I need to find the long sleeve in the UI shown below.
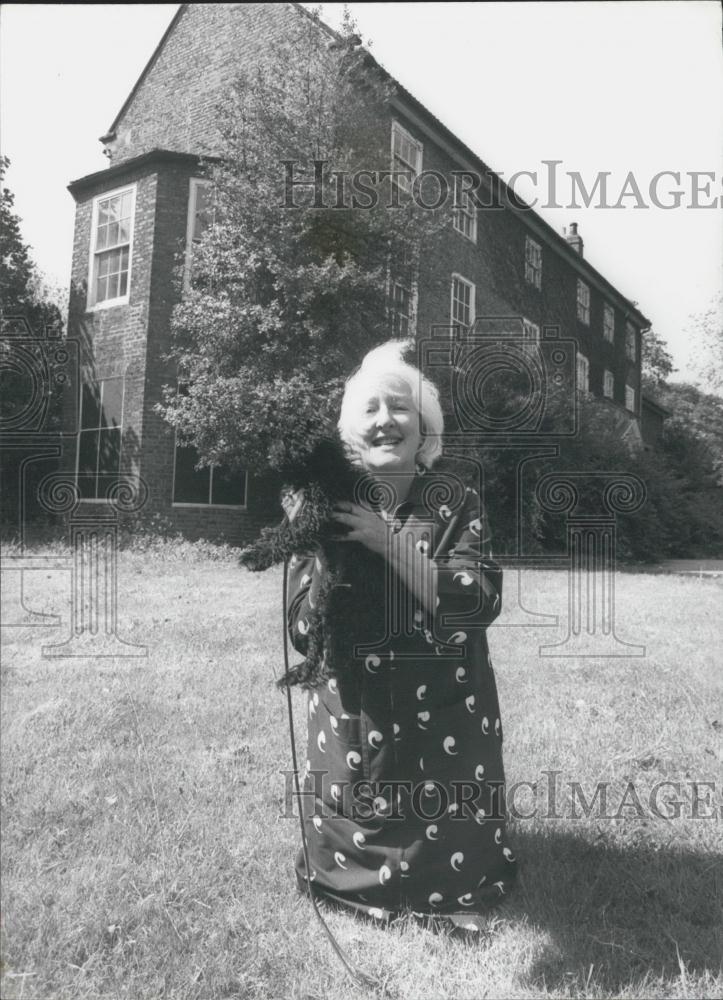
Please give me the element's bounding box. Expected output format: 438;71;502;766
286;551;323;655
431;487;502;639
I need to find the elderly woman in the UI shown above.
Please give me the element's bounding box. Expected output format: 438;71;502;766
286;341;516;931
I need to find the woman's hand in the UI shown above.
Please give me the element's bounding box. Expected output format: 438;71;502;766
331;502;389;557
333;503;438;614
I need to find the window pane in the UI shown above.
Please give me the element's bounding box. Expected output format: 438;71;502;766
174;444;211;504
120;191;133;219
211;465;247;506
107;270;119;300
97;252;111;278
77;429;99;498
98;201;112;226
105;195;120;222
81;383;101;430
98;427;122;474
100;377;124;428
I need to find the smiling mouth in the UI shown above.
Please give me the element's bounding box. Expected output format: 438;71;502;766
372;436;402;446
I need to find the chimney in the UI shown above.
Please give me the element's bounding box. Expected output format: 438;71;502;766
565;221;584;256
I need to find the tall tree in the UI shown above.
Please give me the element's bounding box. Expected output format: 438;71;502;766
1;157;64;421
1;157;66;524
160;14;446;473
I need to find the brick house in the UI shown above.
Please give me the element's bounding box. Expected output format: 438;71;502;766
66;2;655;542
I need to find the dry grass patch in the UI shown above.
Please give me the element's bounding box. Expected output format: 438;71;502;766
1;550;721;998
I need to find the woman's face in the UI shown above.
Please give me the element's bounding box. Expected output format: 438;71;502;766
350;376;423;475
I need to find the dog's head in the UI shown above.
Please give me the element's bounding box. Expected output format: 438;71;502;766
280;433;360;495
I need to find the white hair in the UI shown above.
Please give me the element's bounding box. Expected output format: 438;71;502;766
337;339;444;468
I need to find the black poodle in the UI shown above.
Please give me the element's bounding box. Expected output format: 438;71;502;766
239;435;389;690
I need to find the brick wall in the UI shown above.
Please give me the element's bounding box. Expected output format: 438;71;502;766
388;107;642;428
68;1;648;545
106;3;308;164
67;154;284;545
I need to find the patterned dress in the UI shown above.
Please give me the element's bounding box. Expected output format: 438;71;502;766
286;472;517;923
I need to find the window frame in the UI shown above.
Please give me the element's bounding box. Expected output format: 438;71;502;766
87;184;136;311
390;276;416;338
603;368;614;399
603;303;615;343
524;236;542;289
576;351;590;393
171;432;248;510
391;120;423;197
577;279;591;325
75;375;125;502
184;177;215;289
452;173;477;243
450;273;475;334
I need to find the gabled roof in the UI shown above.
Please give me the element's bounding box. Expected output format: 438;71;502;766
101;4;187;142
100;1;650;329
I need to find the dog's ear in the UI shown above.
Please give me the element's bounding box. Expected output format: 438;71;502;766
308;436;350;478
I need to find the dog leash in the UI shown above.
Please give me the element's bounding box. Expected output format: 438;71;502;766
281;558;383;991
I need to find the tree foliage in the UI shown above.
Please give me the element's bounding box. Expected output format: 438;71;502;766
654;381;723;487
1;157;66;526
0;156;63;332
641;326;675;392
161;16;446;472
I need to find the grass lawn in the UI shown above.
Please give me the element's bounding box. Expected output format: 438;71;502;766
1;543;721;999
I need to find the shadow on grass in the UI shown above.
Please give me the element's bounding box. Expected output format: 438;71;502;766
507;827;721;993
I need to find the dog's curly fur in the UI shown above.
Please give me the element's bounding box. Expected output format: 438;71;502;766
239;435;387;690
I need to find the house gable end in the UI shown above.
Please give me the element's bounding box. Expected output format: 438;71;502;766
104;3;308;165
